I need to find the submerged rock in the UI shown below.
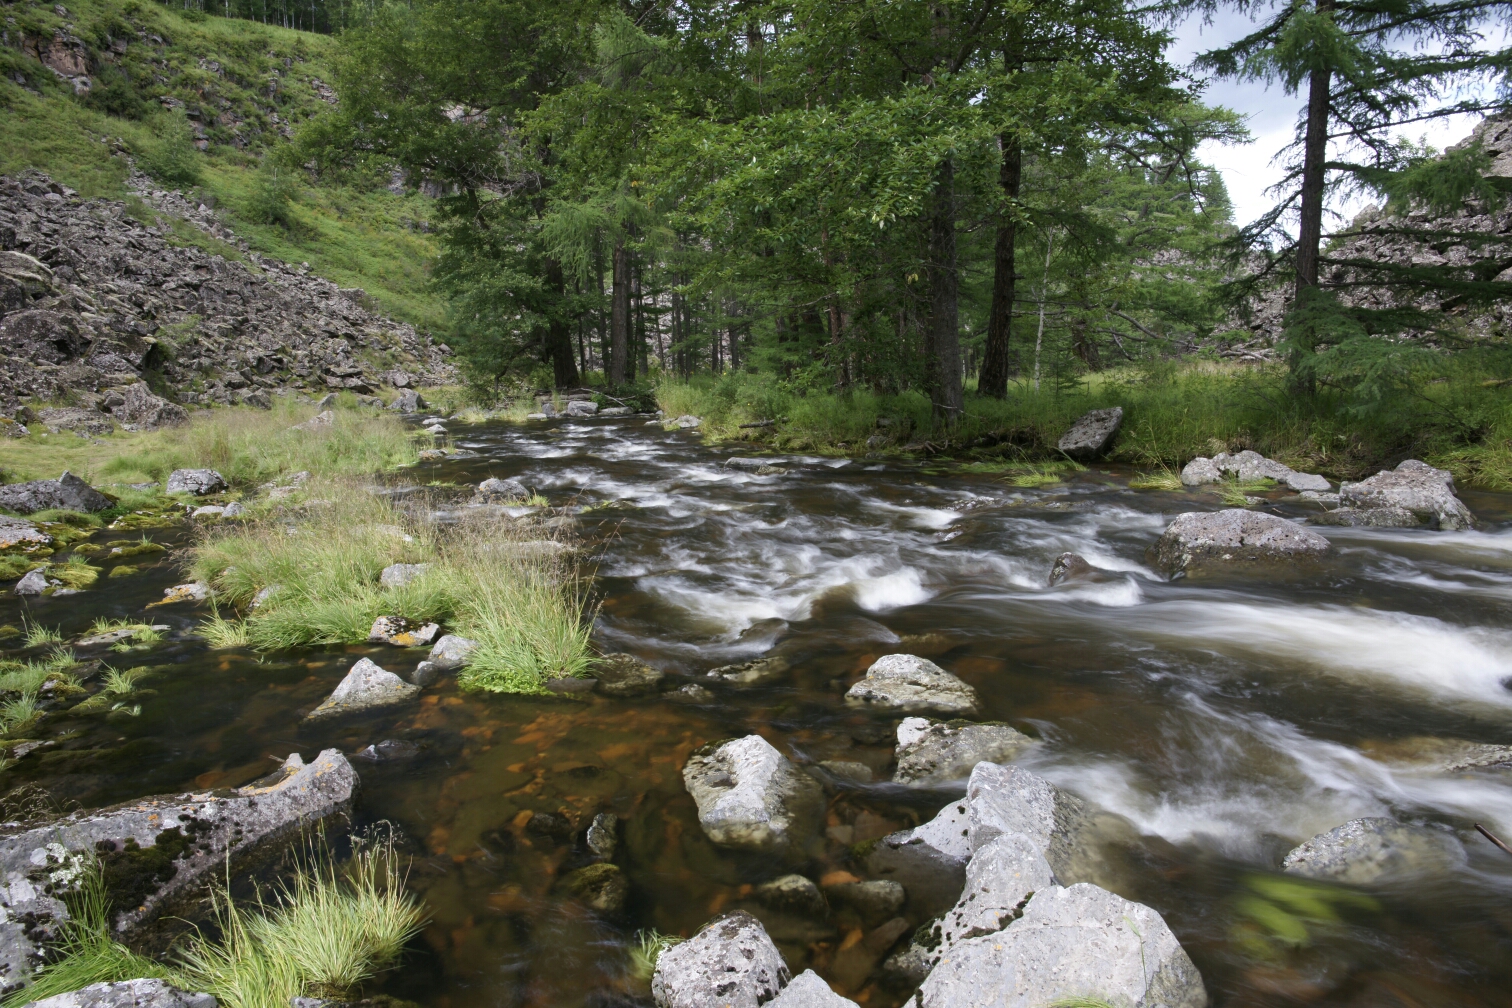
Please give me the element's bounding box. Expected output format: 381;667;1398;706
893;719;1036;786
916;882;1207;1008
0;471;113;514
585;812;618;859
1151;509;1332;575
1282;817;1466;885
591;653;665;696
165;469;228;496
558;862;628;915
844;654;979;717
353;739;421;762
1338;459;1474;530
754;874;827;917
304;658;422;722
22;979;215;1008
823;879;905;927
865;799;972;918
682;735;825;858
1046;551;1099;585
0;750;357;989
1056;406;1123;459
706;655;790;686
651;910;788;1008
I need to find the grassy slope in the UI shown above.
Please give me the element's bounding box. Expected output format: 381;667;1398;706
0;0;444;330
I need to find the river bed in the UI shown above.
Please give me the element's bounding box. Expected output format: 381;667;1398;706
6;414;1512;1008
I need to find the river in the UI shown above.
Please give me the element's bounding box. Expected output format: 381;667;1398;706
6;413;1512;1008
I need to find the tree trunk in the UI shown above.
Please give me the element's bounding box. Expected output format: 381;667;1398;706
1291;0;1335;392
927;158;964;422
543;257;581;388
609;236;630;386
981;39;1024;399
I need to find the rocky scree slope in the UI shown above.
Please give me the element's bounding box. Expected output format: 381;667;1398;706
0;170;454;418
1234;114;1512;347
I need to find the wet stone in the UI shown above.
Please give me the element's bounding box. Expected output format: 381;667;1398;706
1282;817;1467;885
585;812;618;859
353;739;421;762
893;720;1036;786
754;874;826;917
1047;551;1096;585
706;655;790;686
1151;509;1332;575
303;658;421;723
591;653;665;696
823;879;905;927
682;735;825;858
426;634;478;670
844;654;979;717
558;862;627;915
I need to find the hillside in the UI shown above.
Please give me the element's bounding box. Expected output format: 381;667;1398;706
0;0;444;331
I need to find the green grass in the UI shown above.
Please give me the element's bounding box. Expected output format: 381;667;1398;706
628;930;685;983
198;612;252;649
189;484;595;692
1212;477;1278;507
0;400;419;488
657;358;1512;487
1128;465;1185;491
4;835;425;1008
21;620;62;648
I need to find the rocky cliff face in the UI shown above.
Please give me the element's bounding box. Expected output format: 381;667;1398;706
1234;114;1512;347
0;170;454;419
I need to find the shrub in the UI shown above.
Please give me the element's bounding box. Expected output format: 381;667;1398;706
138;110;202;187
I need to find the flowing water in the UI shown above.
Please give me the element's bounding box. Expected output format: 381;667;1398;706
7;415;1512;1008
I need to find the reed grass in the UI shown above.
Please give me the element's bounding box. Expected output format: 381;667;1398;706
628;930;684;982
198;612;252;649
189;482;595;692
22;620;62;648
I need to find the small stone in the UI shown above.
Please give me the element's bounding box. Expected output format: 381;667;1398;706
472;477;530;504
14;569;50;595
766;970;859;1008
893;720;1036;786
427;634;478;670
22;978;217;1008
379;562;432;588
354;739;421;762
586;812;618;859
671;682;715;703
251;584;282;609
409;660;441;686
754;874;826;917
816;760;873;783
166;468;228;495
706;655;790;686
674;415;702;428
156;582;211;605
192;505;226;518
558;862;628;914
368;616;441;647
682;735;825;857
1047;551;1096;585
304;658;421;722
1179;457;1223;486
824;879;905;927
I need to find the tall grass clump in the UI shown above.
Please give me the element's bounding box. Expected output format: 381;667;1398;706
189;482;595;692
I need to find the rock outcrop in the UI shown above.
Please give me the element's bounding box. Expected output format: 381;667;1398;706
1056;407;1123;459
1151;509;1332;575
682;735;824;858
0;172;455;414
844;654;979;717
651;910;789;1008
1281;817;1466;885
0;750;357;991
0;472;112;514
1331;459;1475;530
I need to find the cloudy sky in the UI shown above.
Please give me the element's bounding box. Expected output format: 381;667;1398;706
1164;6;1506;234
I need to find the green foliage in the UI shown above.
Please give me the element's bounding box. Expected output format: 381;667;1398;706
627;930;684;983
138;111;202;186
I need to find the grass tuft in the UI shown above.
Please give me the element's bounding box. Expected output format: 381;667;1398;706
198;612;253;649
628;930;684;982
22;620;62;648
1128;466;1185;491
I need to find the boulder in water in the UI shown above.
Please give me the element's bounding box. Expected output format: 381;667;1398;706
651;910;789;1008
426;634;477;670
706;655;790;686
682;735;824;858
304;658;422;722
765;970;858;1008
823;879;905;927
1282;817;1466;884
865;798;972;918
564;399;599;417
1181;450;1330;492
1151;509;1332;575
1056;407;1123;459
844;654;979;717
1047;551;1098;585
893;719;1036;786
591;653;665;696
754;874;827;917
558;862;628;915
1309;506;1421;528
1338;459;1474;529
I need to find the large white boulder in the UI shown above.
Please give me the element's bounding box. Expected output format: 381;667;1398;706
1338;459;1475;530
682;735;824;857
1151;509;1332;575
845;654;979;717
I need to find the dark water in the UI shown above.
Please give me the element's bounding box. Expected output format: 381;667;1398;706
7;415;1512;1008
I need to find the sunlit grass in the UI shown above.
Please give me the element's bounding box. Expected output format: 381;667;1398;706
628;930;684;983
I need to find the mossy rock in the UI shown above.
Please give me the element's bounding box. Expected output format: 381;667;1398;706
107;542;167;559
70;543;104;556
0;626;19;641
107;565;141;578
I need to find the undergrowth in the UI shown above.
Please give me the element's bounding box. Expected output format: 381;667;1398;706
189;482;594;692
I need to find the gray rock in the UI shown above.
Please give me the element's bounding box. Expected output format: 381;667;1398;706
303;658;422;722
586;812;618;859
367;616;440;647
1056;407;1123;459
1282;470;1331;492
915;883;1207;1008
1213;449;1296;483
671;682;715;703
1047;552;1097;585
766;970;858;1008
472;477;530;504
191;506;226;518
755;874;827;916
817;760;873;783
110;383;188;430
0;515;51;550
1179;457;1224;486
165;469;228;495
389;390;425;413
1309;506;1421;527
599;406;633;416
291;410;335;432
14;569;50;595
894;720;1035;786
250;584;282;609
0;751;356;989
22;978;215;1008
426;634;477;670
706;656;790;686
1281;817;1466;885
865;799;972;919
682;735;825;857
408;661;441;686
222;503;246;518
564;399;599;417
824;880;905;927
674;415;702;429
37;407;113;436
353;739;420;763
651;910;788;1008
159;582;211;604
845;654;979;717
929;833;1056;962
1339;459;1474;529
591;653;665;696
1151;509;1332;575
379;562;432;588
0;471;113;514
